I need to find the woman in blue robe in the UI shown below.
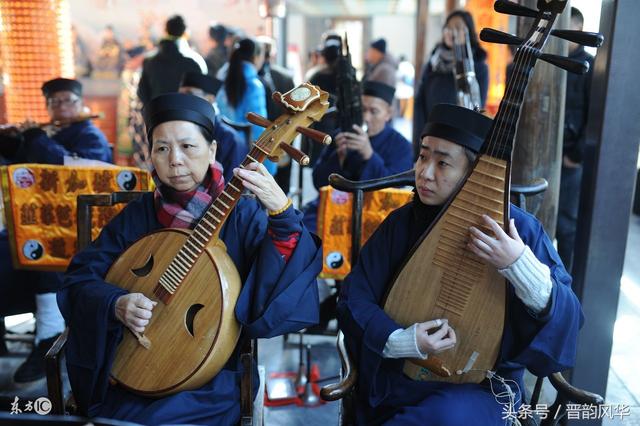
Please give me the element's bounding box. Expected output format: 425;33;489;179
337;104;583;425
57;93;322;425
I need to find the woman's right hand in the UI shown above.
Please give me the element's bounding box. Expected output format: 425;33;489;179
415;319;457;355
114;293;157;333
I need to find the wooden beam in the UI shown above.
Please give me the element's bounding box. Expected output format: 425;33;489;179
413;0;429;154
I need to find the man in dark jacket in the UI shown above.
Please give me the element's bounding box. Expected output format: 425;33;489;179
556;7;595;272
0;78;113;383
137;15;201;105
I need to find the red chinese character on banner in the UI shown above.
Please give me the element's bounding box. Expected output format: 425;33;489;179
65;170;87;192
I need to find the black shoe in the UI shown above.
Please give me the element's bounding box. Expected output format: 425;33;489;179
13;334;60;383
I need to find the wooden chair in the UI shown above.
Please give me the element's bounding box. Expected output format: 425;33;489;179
45;192;263;425
319;170;604;426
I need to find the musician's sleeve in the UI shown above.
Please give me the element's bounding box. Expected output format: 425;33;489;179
57;196;153;416
359;132;413;181
504;206;584;376
476;60;489;107
336;216;406;406
233;200;322;339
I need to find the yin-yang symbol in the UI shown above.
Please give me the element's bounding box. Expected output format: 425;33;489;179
326;251;344;269
117;171;137;191
23;240;44;260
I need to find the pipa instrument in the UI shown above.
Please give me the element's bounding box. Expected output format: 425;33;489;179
105;83;330;396
383;0;599;383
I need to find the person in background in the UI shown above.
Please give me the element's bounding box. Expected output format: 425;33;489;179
216;38;277;175
137;15;202;106
205;23;229;78
413;10;489;149
556;7;595;272
180;71;247;182
0;78;112;383
363;38;398;88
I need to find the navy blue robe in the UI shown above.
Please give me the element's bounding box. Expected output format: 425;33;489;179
312;124;413;189
213;115;248;182
337;201;583;425
0;120;113;313
16;120;112;164
58;193;322;425
303;124;413;232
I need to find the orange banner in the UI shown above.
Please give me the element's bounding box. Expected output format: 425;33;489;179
318;186;413;280
1;164;151;271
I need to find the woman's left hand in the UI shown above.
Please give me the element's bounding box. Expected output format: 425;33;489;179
467;215;525;269
233;162;288;212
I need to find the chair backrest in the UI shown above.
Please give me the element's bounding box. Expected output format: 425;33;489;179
76;192;147;251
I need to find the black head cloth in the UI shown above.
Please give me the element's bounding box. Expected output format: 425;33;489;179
362;80;396;105
142;93;216;143
420;103;492;153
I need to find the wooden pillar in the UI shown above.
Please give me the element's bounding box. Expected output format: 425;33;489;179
571;0;640;412
0;0;74;123
414;0;429;154
510;1;569;236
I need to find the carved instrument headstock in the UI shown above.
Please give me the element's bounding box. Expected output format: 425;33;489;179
246;82;331;165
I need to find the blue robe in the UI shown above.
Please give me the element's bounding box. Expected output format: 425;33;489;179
312;124;413;189
0;120;113;314
213;115;248;182
337;201;583;425
16;120;112;164
303;124;413;232
57;193;322;425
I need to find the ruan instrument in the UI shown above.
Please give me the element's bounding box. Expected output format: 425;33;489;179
106;83;330;396
382;0;602;384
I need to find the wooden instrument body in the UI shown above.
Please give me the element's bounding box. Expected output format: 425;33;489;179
383;155;509;384
105;228;241;397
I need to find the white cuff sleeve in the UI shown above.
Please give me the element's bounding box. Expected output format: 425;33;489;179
498;245;553;314
382;324;428;359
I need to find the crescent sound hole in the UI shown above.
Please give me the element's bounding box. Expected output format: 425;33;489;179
130;255;154;277
185;304;204;337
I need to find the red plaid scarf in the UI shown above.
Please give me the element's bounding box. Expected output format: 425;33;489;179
153;163;225;229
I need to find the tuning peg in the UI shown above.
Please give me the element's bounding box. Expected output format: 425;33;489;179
296;126;332;145
551;30;604;48
480;28;523;46
280;143;310;166
539;54;590;74
494;0;538;18
246;112;273;128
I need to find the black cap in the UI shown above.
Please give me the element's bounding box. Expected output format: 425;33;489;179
362;81;395;105
41;78;82;98
180;72;223;96
420;104;492;153
370;38;387;54
142;93;216;143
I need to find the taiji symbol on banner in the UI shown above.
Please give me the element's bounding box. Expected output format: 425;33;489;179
22;239;44;260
